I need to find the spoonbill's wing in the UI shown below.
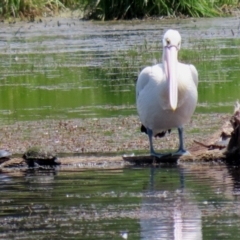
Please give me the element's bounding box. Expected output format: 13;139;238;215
189;64;198;87
136;66;152;100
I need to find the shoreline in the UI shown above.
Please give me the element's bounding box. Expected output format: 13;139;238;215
0;113;231;170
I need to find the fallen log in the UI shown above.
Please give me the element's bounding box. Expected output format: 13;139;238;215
225;102;240;160
182;102;240;163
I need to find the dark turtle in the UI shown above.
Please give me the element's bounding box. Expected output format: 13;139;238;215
0;150;11;164
23;147;60;168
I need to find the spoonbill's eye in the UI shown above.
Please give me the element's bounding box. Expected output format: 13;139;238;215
166;38;170;45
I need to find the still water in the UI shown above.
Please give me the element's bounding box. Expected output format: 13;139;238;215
1;164;240;239
1;16;240;239
0;17;240;122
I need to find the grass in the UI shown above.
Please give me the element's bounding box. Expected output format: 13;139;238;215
0;0;239;20
69;0;239;20
83;0;219;20
0;0;66;20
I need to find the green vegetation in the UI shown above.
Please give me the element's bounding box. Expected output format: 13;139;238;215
0;0;238;20
0;0;66;20
79;0;236;20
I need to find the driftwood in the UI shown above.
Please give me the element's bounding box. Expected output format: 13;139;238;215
184;101;240;163
124;102;240;165
226;102;240;158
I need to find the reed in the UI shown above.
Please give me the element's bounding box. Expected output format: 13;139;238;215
78;0;238;20
0;0;238;20
0;0;65;19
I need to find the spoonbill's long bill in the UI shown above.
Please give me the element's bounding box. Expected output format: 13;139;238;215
136;29;198;158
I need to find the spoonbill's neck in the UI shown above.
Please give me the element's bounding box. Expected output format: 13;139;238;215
162;45;179;110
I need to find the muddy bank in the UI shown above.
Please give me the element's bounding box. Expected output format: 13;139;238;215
0;113;231;171
0;113;230;155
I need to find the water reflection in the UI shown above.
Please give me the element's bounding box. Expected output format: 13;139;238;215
0;173;12;184
2;163;240;238
25;170;56;192
140;167;202;240
226;165;240;196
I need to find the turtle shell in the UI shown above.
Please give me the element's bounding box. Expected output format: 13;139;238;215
23;147;60;168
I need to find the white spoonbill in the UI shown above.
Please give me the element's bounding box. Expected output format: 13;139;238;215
136;29;198;158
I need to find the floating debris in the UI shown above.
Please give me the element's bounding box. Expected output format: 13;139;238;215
0;150;11;164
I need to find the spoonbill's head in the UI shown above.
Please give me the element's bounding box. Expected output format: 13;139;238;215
162;29;181;111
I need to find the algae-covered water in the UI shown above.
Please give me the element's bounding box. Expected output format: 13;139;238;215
1;16;240;239
0;17;239;123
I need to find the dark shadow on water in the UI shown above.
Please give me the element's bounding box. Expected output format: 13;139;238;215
123;154;179;165
226;163;240;196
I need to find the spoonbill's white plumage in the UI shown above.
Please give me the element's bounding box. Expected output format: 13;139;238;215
136;29;198;157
